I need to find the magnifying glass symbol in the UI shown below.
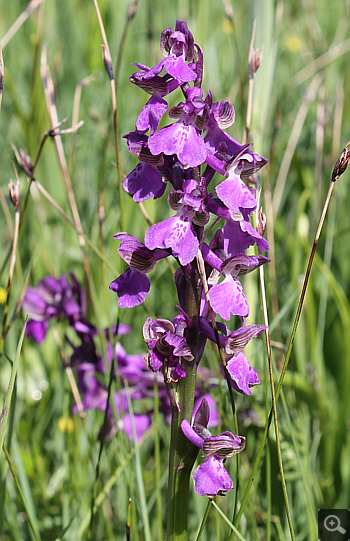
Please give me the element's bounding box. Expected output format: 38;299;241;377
324;514;346;534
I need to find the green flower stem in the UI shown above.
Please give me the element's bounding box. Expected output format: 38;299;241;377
167;270;201;541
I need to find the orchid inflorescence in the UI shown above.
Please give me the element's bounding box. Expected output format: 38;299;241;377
23;18;269;504
108;20;269;497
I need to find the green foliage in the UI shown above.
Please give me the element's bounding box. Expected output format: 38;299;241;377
0;0;349;539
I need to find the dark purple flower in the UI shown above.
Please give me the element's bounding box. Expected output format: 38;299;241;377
143;315;193;381
23;273;87;343
110;267;150;308
109;234;169;307
181;399;245;496
130;21;196;92
123;160;166;202
160;21;195;62
25;319;49;344
198;318;264;394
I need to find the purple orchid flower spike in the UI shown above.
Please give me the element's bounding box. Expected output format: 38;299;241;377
181;398;245;496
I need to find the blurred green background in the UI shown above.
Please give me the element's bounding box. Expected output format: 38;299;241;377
0;0;350;539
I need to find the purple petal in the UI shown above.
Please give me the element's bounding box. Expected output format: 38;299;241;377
163;55;196;84
238;219;269;252
123;161;166;202
193;395;219;428
109;268;150;308
22;288;47;321
204;124;243;158
147;346;164;372
224;324;267;355
25;319;49;343
225;352;260;395
209;276;249;320
222;220;269;256
136;95;168;135
165;332;193;361
148;122;207;168
145;216;199;265
120;413;151;442
216;175;256;214
192;455;233;496
170;361;186;381
181;419;204;448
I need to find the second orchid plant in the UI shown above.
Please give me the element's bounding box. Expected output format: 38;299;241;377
109;20;270;540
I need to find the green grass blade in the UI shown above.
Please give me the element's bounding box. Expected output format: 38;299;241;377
0;317;27;461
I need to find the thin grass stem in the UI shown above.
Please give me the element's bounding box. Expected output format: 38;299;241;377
194;499;212;541
0;318;27;458
2;443;41;541
0;45;3;113
0;0;44;49
125;384;152;541
92;0;124;231
0;180;20;346
259;262;295;541
211;500;246;541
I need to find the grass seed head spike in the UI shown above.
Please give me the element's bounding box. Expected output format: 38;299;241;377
331;141;350;182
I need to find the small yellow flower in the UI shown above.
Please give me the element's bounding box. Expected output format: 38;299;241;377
58;416;74;433
0;287;7;304
222;19;233;35
286;36;302;53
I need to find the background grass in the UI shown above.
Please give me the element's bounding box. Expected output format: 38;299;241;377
1;0;350;539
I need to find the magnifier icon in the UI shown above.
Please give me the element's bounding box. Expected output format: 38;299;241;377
324;514;346;534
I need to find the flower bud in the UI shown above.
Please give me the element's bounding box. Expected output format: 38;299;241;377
8;179;20;210
332;142;350;182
